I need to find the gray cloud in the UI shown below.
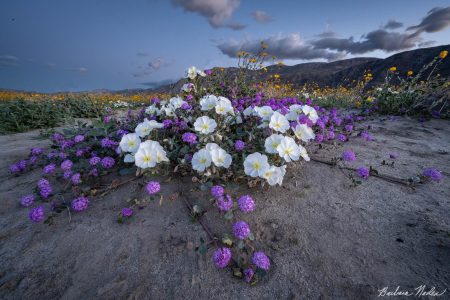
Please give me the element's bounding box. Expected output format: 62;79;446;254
315;31;339;38
136;52;150;57
149;57;164;70
0;55;20;67
407;6;450;33
251;10;273;23
65;67;88;73
312;29;421;54
172;0;245;29
217;33;345;61
418;40;436;47
384;19;403;30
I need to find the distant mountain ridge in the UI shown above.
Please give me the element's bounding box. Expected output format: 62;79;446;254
155;44;450;93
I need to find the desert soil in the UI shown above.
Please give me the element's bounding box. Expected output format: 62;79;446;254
0;116;449;300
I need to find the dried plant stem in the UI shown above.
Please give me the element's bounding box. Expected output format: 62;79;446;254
310;156;414;187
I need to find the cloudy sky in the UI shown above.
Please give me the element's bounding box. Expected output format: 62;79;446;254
1;0;449;92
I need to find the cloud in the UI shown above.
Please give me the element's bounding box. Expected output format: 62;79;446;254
172;0;245;29
136;52;150;57
383;19;403;30
0;55;20;67
418;40;436;47
66;67;88;73
251;10;273;23
315;31;339;38
46;63;56;70
407;6;450;34
149;57;164;70
312;29;421;54
217;33;345;61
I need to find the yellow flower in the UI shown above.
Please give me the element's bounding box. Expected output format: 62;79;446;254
366;96;374;103
439;50;448;59
274;74;280;79
407;70;413;76
389;67;397;72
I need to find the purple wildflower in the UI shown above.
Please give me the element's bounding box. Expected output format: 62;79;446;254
244;268;254;283
101;137;118;148
357;167;370;179
31;147;43;156
211;185;224;198
51;133;64;141
121;207;133;217
181;102;192;110
327;130;335;140
182;132;197;145
234;140;245;151
39;185;52;199
216;194;233;212
63;170;73;179
29;206;45;223
185;94;194;101
342;150;356;162
389;153;397;159
37;178;50;189
345;124;353;132
337;134;347;142
360;131;373;141
74;135;85;143
89;168;98;177
423;168;443;182
162;119;172;129
18;160;27;170
233;221;251;240
71;173;81;185
89;156;101;166
238;195;255;213
146;181;160;194
315;134;324;144
71;196;89;212
212;247;232;268
101;157;115;169
60;159;73;171
252;251;270;270
75;149;84;157
9;164;20;173
21;195;35;207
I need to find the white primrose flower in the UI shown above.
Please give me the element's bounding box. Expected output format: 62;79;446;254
210;148;232;168
197;69;206;77
264;134;284;154
262;165;285;186
285;104;303;121
135;121;153;138
301;105;319;124
140;140;169;163
119;133;141;153
205;143;220;152
269;111;290;133
274;165;286;185
276;136;301;162
298;144;310;161
242;106;256;117
192;149;212;172
169;96;186;109
200;95;218;111
215;96;234;115
181;83;195;93
187;66;198;79
293;123;315;142
194;116;217;134
145;105;160;116
244;152;270;177
254;106;274;121
124;154;135;163
162;104;176;117
134;147;157;169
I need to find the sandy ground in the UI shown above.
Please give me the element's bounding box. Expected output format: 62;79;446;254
0;116;449;300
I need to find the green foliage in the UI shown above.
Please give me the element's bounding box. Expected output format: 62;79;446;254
0;96;104;134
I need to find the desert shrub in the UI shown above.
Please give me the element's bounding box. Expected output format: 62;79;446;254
370;50;449;117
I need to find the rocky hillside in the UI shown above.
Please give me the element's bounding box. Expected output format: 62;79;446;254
155;44;449;92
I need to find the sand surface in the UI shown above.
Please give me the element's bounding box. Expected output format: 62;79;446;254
0;116;449;299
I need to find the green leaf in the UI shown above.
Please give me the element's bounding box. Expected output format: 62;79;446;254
224;210;234;220
119;168;135;176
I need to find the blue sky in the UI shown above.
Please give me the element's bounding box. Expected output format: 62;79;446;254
1;0;449;92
